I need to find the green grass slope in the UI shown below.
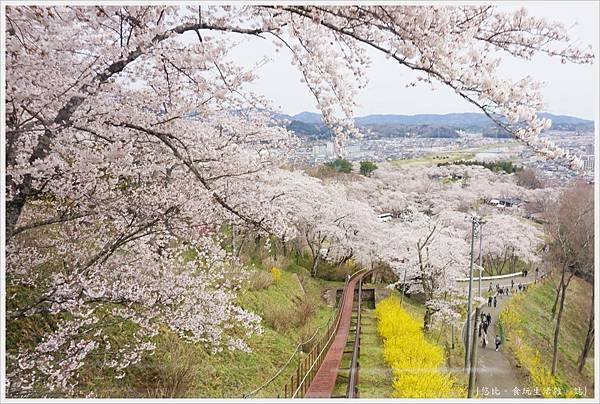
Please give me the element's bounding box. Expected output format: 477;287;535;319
502;276;594;395
95;261;339;398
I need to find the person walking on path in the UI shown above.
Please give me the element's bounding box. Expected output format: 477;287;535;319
486;313;492;325
482;332;488;348
511;279;514;290
474;281;521;398
489;282;493;293
483;320;489;334
493;296;497;307
495;335;502;351
488;295;492;307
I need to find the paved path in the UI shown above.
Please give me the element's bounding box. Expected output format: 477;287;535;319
475;291;521;398
456;271;537;296
468;272;542;398
305;273;363;398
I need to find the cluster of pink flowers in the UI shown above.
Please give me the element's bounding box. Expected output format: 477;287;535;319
5;5;590;396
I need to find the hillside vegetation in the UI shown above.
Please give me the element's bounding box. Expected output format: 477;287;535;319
500;277;594;397
376;295;466;398
103;258;340;398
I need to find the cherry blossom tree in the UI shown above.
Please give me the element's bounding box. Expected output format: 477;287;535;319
379;210;470;330
4;4;592;397
346;163;552;329
478;213;544;275
253;5;593;166
5;6;292;396
256;169;385;276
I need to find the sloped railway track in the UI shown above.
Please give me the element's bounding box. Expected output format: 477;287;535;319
278;269;372;398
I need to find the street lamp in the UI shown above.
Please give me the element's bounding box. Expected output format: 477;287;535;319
465;215;483;371
477;219;486;298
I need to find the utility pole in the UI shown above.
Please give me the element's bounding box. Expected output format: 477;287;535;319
400;263;408;306
464;216;478;371
478;222;484;298
468;305;482;397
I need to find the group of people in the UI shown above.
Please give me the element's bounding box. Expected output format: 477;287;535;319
488;279;529;298
477;271;543;354
510;278;529;293
479;270;544;355
488;283;511;298
478;311;502;351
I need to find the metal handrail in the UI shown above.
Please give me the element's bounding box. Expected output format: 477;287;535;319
346;274;363;398
280;269;367;398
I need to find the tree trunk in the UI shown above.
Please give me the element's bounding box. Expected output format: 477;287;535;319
311;254;321;277
5;191;26;240
272;236;278;261
231;224;237;256
254;235;261;256
551;279;569;375
550;287;561;320
424;308;434;331
551;272;565;320
236;232;247;257
577;289;594;373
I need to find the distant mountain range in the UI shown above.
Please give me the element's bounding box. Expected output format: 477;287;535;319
273;111;594;140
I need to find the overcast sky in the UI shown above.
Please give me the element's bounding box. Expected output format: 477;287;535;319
222;2;598;120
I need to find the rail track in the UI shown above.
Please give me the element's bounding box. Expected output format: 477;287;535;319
278;269;372;398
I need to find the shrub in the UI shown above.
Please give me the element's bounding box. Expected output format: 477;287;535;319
293;295;316;327
263;306;295;332
325;158;352;173
317;262;353;281
437;159;522;174
262;294;316;333
516;168;543;189
359;161;378;176
271;267;282;283
298;324;319;353
129;333;198;398
263;255;289;272
376;296;463;398
249;270;273;290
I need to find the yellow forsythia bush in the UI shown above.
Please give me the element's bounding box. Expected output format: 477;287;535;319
271;266;282;283
376;296;463;398
511;339;555;396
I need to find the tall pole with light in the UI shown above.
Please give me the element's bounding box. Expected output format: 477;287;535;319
464;215;481;371
478;221;484;298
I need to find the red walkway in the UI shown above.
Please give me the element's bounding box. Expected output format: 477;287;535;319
304;274;362;398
